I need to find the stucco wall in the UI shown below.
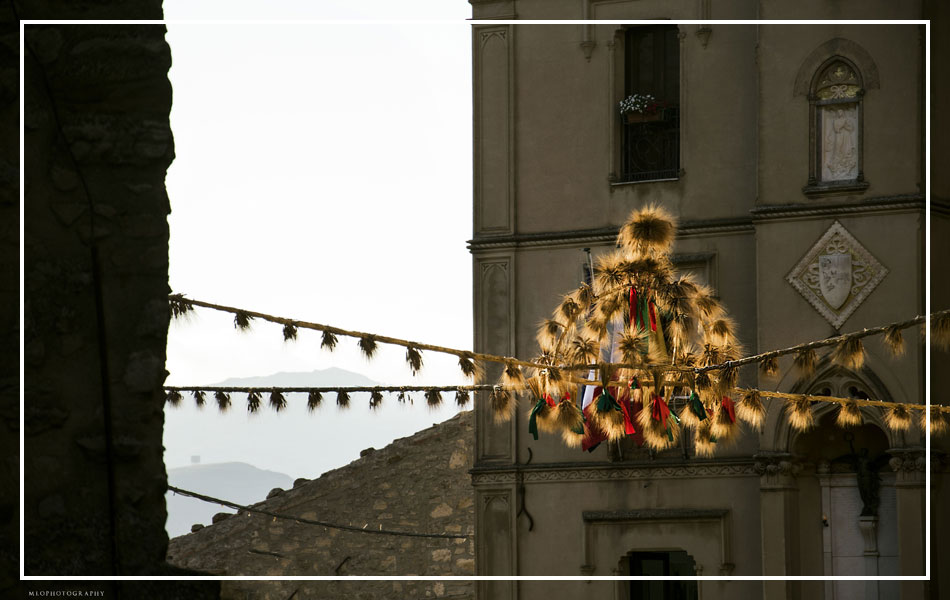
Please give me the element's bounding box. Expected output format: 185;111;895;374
167;411;475;599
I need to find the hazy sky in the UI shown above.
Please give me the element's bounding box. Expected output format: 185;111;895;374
161;19;475;480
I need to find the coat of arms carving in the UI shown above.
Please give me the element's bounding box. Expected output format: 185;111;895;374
786;221;887;329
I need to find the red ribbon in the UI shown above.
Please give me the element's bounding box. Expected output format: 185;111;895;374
629;287;638;329
651;393;670;428
619;397;637;434
722;396;736;423
544;395;556;408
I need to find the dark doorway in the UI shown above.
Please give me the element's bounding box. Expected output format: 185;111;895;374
628;550;698;600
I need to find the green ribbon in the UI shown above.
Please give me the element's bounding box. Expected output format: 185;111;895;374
689;392;706;421
596;389;621;414
528;398;546;440
667;422;674;442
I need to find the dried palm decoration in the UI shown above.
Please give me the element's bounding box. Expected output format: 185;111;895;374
307;391;322;412
788;397;815;431
336;389;350;408
925;408;949;436
709;397;738;444
759;356;780;379
282;323;298;341
215;391;231;412
678;391;707;429
736;390;765;431
425;389;443;408
455;388;470;407
883;325;905;357
693;420;717;458
637;392;680;450
269;390;287;412
517;205;742;455
358;335;378;359
933;312;950;350
234;311;254;331
320;330;338;351
405;347;424;376
490;387;513;422
369;390;384;410
246;390;262;413
716;365;738;395
192;390;206;408
836;400;863;427
166;390;183;407
458;352;479;379
169;295;194;319
793;348;818;378
501;361;525;389
831;338;865;370
884;404;912;431
555;399;586;447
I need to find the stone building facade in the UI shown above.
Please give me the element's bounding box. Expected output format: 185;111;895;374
20;11;217;597
167;411;476;599
467;6;948;600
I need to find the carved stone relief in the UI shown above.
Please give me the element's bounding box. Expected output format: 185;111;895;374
786;221;888;329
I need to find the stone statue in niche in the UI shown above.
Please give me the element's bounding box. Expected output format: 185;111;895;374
822;104;858;181
832;435;890;516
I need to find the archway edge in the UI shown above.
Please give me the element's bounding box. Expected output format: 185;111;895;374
793;38;881;96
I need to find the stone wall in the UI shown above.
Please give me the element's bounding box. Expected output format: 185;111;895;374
168;411;476;599
20;15;211;594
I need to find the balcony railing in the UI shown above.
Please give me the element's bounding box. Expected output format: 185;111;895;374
619;107;680;183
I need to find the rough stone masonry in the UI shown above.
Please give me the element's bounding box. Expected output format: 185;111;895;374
167;410;476;599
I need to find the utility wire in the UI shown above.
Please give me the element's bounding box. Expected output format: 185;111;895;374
167;486;469;540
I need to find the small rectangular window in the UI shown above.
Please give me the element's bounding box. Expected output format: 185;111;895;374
620;26;680;183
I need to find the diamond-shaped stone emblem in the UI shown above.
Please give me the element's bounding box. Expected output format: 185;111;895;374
786;221;888;329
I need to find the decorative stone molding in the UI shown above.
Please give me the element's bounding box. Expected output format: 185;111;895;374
786;220;888;329
471;460;758;486
858;515;879;556
887;448;925;486
754;452;802;490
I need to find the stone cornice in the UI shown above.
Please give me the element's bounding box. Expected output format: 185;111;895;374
468;217;753;252
751;194;926;222
470;458;758;485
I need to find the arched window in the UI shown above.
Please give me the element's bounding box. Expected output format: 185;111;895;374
804;57;870;197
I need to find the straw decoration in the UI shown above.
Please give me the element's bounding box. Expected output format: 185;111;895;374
405;347;424;376
425;389;443;408
882;324;905;357
490;387;513;422
617;204;677;254
234;311;254;331
884;404;912;431
269;390;287;412
501;361;525;389
831;337;865;370
307;391;322;411
759;356;779;378
794;348;818;378
709;397;738;444
788;397;815;431
932;312;950;351
192;390;206;408
458;352;479;379
455;388;470;407
246;390;262;413
736;390;765;431
321;330;338;351
166;390;183;407
282;323;298;342
693;420;717;458
836;400;863;427
336;390;350;408
358;335;378;359
925;408;948;436
214;391;231;412
369;390;383;410
169;295;194;319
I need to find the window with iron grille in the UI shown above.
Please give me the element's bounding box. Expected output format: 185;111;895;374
620;26;680;183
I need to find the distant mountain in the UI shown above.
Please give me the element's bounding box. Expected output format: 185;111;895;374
166;462;293;538
214;366;377;388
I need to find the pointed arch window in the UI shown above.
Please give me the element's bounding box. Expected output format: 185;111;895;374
804;58;870;197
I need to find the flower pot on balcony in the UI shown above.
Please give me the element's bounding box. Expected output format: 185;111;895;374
624;111;664;124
